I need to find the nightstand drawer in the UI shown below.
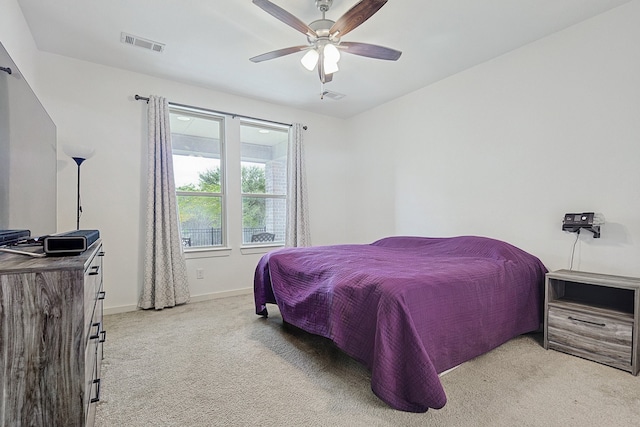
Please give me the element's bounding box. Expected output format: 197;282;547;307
548;305;632;369
544;270;640;375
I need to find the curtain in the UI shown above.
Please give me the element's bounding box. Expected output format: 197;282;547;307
139;95;190;310
285;123;311;247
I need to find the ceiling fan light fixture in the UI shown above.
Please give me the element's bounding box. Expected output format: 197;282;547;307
324;58;339;74
323;43;340;63
251;0;402;87
301;48;319;71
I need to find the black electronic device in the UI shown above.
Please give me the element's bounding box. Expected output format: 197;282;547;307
0;229;31;246
43;229;100;256
562;212;603;238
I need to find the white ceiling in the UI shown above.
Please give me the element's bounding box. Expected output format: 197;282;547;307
18;0;631;118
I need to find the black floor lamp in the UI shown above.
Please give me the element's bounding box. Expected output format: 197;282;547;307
64;145;95;230
72;156;86;230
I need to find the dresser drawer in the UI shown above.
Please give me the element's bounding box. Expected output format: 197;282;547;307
548;305;633;369
84;334;98;418
83;248;103;342
84;296;104;426
85;358;100;427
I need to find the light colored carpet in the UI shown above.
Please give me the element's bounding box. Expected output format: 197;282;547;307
95;295;640;426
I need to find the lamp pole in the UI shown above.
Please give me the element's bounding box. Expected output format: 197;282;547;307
72;157;86;230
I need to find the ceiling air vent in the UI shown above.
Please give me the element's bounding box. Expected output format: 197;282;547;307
120;32;165;53
321;90;346;100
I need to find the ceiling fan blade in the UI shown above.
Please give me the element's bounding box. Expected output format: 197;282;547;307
329;0;388;38
339;41;401;60
250;45;309;63
253;0;317;38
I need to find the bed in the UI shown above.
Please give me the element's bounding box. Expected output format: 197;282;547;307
254;235;547;412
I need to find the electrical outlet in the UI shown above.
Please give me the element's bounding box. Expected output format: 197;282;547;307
196;268;204;279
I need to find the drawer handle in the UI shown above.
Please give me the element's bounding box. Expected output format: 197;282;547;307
98;251;105;257
98;291;106;300
568;316;606;327
100;330;107;343
89;265;100;276
90;322;101;340
90;378;101;403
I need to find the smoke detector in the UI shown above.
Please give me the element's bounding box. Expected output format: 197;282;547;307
121;32;165;53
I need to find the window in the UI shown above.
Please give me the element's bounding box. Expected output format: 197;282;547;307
170;108;225;248
240;121;288;245
170;107;288;249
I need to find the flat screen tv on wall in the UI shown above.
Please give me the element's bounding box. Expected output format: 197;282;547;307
0;42;57;239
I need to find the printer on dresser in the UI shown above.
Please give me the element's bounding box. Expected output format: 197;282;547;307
0;240;106;427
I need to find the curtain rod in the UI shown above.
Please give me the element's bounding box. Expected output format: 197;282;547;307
134;95;306;130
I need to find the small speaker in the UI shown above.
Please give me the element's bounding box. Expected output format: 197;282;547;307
0;229;30;246
44;230;100;256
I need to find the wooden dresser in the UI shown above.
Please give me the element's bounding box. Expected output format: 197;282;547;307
544;269;639;375
0;240;105;426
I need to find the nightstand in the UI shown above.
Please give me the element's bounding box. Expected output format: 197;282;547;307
544;269;640;375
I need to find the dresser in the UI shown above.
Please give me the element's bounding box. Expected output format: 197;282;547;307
544;269;639;375
0;240;105;426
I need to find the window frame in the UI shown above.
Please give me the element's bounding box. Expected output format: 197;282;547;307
170;106;227;250
169;106;290;253
239;119;289;247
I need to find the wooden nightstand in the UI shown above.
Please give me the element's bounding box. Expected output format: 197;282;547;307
544;269;640;375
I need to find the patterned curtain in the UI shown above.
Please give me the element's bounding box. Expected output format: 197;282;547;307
285;123;311;247
139;95;190;310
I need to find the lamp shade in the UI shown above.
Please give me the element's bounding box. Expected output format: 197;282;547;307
63;144;95;161
301;49;319;71
323;43;340;74
324;43;340;63
324;59;339;74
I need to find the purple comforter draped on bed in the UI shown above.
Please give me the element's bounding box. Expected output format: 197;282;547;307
254;236;547;412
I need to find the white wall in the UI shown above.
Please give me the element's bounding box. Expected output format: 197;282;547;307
342;114;396;243
2;0;352;312
4;0;640;313
34;53;352;311
0;0;39;86
349;1;640;277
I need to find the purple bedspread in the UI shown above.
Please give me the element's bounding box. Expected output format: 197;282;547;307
254;236;547;412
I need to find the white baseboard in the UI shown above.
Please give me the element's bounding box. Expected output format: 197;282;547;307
189;287;253;303
103;287;253;316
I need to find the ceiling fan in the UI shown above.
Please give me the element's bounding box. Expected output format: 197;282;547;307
250;0;402;86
